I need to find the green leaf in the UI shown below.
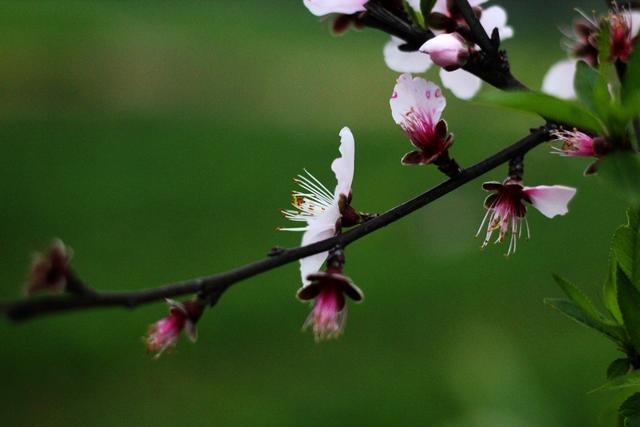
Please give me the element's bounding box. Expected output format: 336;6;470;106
479;91;604;133
617;268;640;350
592;370;640;392
613;208;640;287
623;37;640;109
608;358;632;380
604;253;624;324
574;60;601;113
620;393;640;427
544;298;624;344
420;0;436;18
553;274;605;319
598;152;640;205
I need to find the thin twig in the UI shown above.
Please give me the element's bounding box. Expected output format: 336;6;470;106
1;126;553;322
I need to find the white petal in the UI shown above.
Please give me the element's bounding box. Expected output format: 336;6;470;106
390;73;446;124
331;127;355;199
384;37;433;73
303;0;368;16
480;6;513;41
631;11;640;38
431;0;448;15
439;68;481;99
523;185;577;218
541;59;577;100
299;218;336;286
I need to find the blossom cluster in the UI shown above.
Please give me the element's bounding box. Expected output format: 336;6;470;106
22;0;638;354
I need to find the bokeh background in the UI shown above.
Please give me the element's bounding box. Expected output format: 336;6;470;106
0;1;629;426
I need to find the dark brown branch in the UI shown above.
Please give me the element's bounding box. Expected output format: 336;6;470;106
452;0;495;54
1;126;553;322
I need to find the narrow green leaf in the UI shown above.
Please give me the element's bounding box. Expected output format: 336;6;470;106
612;208;640;288
595;19;612;116
420;0;436;18
617;268;640;350
545;298;624;344
553;274;611;322
592;370;640;392
574;60;601;112
598;153;640;205
604;254;624;324
608;358;632;380
479;91;604;133
403;0;425;28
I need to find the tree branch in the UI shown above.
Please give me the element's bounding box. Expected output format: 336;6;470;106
452;0;495;54
1;125;554;322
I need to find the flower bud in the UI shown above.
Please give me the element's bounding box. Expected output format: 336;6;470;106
419;34;469;71
24;239;72;296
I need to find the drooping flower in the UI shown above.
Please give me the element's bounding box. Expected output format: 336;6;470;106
543;8;640;99
297;253;363;341
390;74;456;169
145;299;203;358
420;33;470;70
384;0;513;99
303;0;368;16
477;179;577;255
551;129;596;157
24;239;72;295
280;127;357;286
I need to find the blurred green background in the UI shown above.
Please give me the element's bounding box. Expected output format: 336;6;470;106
0;1;628;426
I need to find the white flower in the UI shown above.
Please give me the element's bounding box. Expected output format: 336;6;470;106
280;127;355;285
303;0;368;16
390;74;454;165
384;0;513;100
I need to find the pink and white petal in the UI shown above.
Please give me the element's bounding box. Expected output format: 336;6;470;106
384;37;433;73
542;59;577;100
439;68;481;100
631;11;640;38
390;73;446;124
523;185;577;218
331;127;355;198
480;6;513;41
303;0;368;16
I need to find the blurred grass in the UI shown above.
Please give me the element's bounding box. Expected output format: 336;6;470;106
0;1;627;426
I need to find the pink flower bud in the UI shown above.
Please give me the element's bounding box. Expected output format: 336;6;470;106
145;299;203;358
298;265;363;342
419;34;469;71
24;239;72;296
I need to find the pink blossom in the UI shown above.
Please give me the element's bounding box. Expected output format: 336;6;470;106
420;33;469;70
477;180;576;255
145;299;203;358
303;0;368;16
551;129;596;157
297;265;363;341
390;74;453;165
543;8;640;99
